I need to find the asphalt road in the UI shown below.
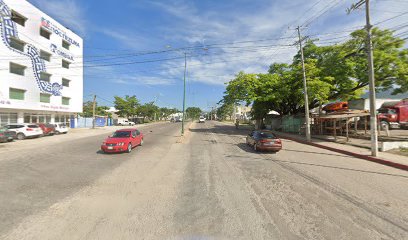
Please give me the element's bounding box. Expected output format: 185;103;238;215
0;122;180;237
1;121;407;240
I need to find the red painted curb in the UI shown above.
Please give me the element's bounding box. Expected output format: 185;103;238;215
275;134;408;172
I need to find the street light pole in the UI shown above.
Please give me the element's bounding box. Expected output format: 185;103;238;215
182;52;187;136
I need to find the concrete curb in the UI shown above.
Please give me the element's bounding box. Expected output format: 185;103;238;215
275;133;408;172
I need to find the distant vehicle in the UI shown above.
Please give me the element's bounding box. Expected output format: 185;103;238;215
199;116;206;123
117;118;135;126
246;130;282;152
0;127;17;143
175;116;182;122
54;123;68;134
378;99;408;129
37;123;56;136
101;128;143;153
4;123;43;140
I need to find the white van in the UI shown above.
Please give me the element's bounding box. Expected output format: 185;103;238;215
117;118;135;126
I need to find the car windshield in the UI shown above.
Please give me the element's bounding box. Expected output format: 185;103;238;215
258;132;276;139
379;108;397;114
111;131;131;138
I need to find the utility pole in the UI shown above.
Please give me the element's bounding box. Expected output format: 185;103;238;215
181;52;187;136
92;94;96;129
348;0;378;156
153;95;158;122
296;26;311;142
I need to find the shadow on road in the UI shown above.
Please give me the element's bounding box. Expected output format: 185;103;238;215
236;143;278;155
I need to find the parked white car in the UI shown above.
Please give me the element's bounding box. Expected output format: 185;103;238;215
54;123;68;134
117;118;135;126
5;123;43;140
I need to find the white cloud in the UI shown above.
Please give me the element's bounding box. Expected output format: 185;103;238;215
136;0;407;87
29;0;87;35
112;76;175;86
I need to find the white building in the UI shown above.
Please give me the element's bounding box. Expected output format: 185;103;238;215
0;0;83;126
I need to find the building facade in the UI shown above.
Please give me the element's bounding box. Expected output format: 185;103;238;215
0;0;83;126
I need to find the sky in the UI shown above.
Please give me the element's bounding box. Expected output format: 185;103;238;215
27;0;408;111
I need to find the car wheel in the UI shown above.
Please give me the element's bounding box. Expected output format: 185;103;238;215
139;138;143;146
63;132;67;134
55;131;60;135
127;143;132;153
17;133;25;140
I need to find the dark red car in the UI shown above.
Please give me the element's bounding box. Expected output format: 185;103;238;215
101;128;144;153
36;123;56;136
246;130;282;152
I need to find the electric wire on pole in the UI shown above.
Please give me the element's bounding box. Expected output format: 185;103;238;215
296;26;311;142
348;0;378;156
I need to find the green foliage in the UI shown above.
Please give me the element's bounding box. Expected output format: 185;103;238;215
137;102;160;120
222;27;407;120
114;95;140;118
216;103;234;120
82;101;110;117
186;107;202;120
159;107;179;120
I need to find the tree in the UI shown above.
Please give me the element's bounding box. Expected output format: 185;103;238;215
222;27;407;121
186;107;202;120
159;107;178;120
82;101;110;117
298;27;408;98
217;103;234;120
137;102;160;120
82;101;94;117
114;95;140;118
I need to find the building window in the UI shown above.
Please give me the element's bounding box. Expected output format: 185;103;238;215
40;50;51;62
40;93;51;103
62;97;70;105
11;10;27;26
9;62;26;76
9;88;25;100
39;72;51;82
62;40;70;50
40;28;51;39
62;78;70;87
62;60;70;69
0;113;18;125
10;38;25;52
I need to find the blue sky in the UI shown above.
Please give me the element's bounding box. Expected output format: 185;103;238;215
28;0;408;111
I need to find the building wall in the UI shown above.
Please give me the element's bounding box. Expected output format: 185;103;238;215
0;0;83;124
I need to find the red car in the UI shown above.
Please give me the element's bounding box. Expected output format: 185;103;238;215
246;130;282;152
36;123;56;136
101;128;143;153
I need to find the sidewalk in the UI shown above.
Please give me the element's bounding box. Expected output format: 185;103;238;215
69;121;164;133
273;131;408;171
